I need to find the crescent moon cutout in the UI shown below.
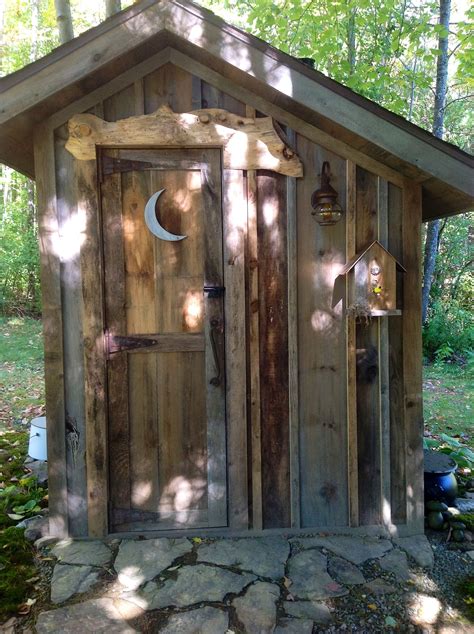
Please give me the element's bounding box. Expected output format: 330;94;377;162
144;189;187;241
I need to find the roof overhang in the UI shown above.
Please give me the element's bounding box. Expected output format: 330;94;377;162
0;0;472;221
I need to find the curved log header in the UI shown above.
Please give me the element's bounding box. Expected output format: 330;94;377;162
66;105;303;177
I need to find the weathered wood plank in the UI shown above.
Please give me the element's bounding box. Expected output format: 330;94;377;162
66;106;303;177
246;104;262;530
287;128;300;529
258;170;290;529
223;169;248;529
355;167;382;526
387;183;406;524
101;152;131;517
201;150;227;526
346;159;358;528
54;124;88;537
297;135;348;527
402;180;424;532
34;125;69;537
378;178;391;528
76;158;108;537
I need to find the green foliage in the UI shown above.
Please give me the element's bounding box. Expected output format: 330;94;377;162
0;527;36;619
0;168;41;316
423;300;474;362
457;576;474;622
424;433;474;471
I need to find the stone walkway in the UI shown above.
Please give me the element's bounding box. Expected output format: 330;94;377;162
33;533;471;633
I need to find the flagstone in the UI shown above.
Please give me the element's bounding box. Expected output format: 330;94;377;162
233;582;280;634
52;540;112;567
51;564;100;604
287;550;348;600
196;536;289;578
161;606;229;633
393;536;434;569
140;564;256;609
35;598;143;633
115;538;192;590
290;535;392;565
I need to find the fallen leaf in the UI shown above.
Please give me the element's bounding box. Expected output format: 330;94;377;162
283;577;292;588
367;604;377;611
191;537;202;544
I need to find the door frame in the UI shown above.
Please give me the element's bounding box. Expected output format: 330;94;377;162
78;146;249;537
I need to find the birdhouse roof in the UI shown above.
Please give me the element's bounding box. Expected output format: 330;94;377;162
0;0;472;220
340;241;407;275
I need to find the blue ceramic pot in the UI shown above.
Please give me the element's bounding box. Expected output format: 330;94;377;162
424;449;458;505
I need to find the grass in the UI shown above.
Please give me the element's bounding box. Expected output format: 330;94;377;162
0;316;46;621
0;316;45;431
423;363;473;447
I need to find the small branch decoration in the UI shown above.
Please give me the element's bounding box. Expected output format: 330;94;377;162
347;301;373;325
66;105;303;177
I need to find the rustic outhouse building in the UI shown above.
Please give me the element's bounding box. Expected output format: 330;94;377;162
0;0;472;538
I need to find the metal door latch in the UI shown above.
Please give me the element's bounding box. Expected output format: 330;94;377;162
203;285;225;298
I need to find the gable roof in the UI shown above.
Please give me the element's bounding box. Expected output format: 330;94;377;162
340;241;407;275
0;0;472;221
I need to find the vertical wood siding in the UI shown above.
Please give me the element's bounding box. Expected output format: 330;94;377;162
46;60;424;535
257;171;290;529
296;136;348;528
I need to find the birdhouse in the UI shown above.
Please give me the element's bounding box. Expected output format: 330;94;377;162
341;241;406;316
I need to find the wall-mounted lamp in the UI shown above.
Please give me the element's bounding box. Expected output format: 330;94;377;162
311;161;343;226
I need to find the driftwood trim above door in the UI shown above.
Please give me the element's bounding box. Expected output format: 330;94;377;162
65;105;303;177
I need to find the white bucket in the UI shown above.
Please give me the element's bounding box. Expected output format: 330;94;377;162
28;417;47;461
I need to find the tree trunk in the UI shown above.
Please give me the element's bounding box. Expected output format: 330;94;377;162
106;0;121;18
55;0;74;44
421;0;450;324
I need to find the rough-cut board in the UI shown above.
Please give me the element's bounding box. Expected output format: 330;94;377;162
387;184;406;524
297;135;348;528
34;125;69;538
355;167;382;527
65;105;303;177
257;171;290;529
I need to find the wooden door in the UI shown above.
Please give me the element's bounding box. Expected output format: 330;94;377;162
101;148;227;532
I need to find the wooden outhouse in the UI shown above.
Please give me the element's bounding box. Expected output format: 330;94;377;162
0;0;472;538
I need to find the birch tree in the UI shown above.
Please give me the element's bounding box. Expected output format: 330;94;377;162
55;0;74;43
106;0;122;18
421;0;451;325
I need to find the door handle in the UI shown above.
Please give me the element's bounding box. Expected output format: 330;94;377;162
203;285;225;299
209;318;223;386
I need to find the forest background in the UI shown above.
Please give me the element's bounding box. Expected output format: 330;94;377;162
0;0;472;364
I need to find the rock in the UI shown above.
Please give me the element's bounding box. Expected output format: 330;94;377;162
287;550;348;600
275;618;313;633
426;500;448;512
427;511;444;530
454;498;474;513
406;593;441;626
26;459;48;484
51;564;100;604
141;564;256;609
35;535;60;549
328;556;365;585
467;551;474;560
35;598;143;633
23;517;50;542
161;606;228;633
196;536;289;579
233;582;279;633
283;600;332;625
290;535;392;564
52;540;112;567
364;579;396;595
393;536;434;569
115;538;192;590
379;549;411;582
